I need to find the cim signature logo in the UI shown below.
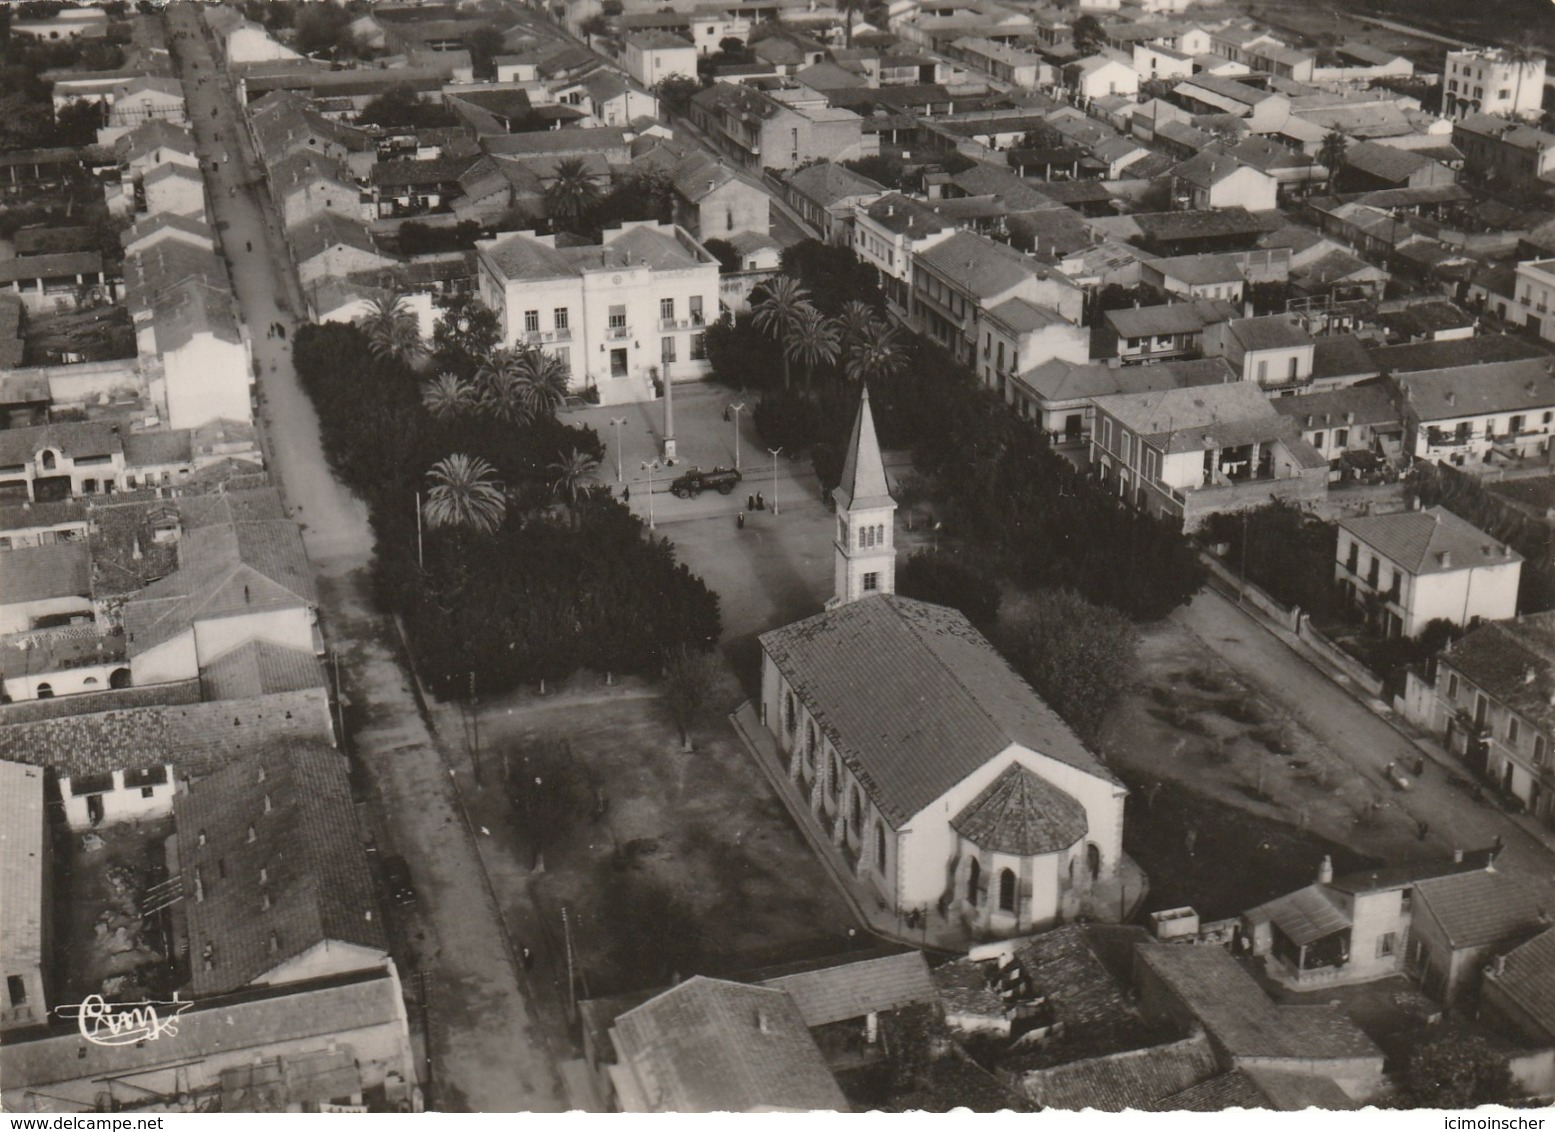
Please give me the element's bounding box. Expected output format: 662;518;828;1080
56;995;194;1047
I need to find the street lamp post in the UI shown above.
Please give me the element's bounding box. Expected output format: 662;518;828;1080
641;459;660;530
768;447;782;516
729;402;745;470
608;416;627;483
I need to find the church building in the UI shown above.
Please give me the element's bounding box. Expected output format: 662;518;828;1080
758;388;1128;939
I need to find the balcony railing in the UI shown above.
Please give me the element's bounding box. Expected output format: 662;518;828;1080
607;325;630;340
526;328;571;343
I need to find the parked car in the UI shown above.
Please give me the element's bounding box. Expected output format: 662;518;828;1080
669;465;741;498
382;855;416;906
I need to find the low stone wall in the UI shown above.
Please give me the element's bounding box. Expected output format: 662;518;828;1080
1179;471;1328;532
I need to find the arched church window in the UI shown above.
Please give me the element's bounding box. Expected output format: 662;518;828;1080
806;722;817;769
999;869;1017;913
876;524;885;544
850;788;862;834
784;692;796;736
828;751;840;798
875;822;886;868
41;450;57;470
967;858;980;903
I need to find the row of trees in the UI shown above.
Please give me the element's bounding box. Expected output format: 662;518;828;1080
293;294;721;697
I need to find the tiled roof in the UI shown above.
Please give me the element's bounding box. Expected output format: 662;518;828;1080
784;161;885;207
0;689;332;777
154;278;241;352
761;951;936;1026
982;296;1066;335
1134;943;1383;1061
611;977;848;1111
952;762;1087;855
1368;334;1549;374
1454;113;1555;153
1293;248;1381;289
1342;140;1433;184
948;165;1056;213
671;152;736;203
1339;506;1520;577
123;428;195;468
1157;1068;1268;1110
1245;884;1350;946
1022;1036;1220;1111
1021;357;1234;404
1173;150;1253;189
761;596;1116;827
0;678;201;728
1378;300;1474;338
0;761;46;976
916;231;1049;301
287;214;382;264
1439;612;1555;737
0;541;92;605
113;118;196;161
1092;382;1296;456
0;970;405;1089
1483;926;1555;1039
1134;207;1267;244
0;251;104;286
481;125;632;157
1272;382;1396;430
176;740;385;996
1143;252;1246;286
1106;298;1240;339
1327;851;1494;894
123;519;317;656
1229;313;1313;352
1177;74;1278;106
201;639;326;701
1413;869;1548;950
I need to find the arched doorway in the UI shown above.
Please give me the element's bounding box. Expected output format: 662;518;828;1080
35;682;53;699
110;668;131;689
966;858;980;903
998;868;1016;913
1087;843;1101;882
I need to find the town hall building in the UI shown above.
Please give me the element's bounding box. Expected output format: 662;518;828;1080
758;389;1130;940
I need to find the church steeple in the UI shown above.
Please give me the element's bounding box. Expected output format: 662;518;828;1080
829;386;896;608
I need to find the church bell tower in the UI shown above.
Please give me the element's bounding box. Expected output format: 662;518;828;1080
829;386;896;608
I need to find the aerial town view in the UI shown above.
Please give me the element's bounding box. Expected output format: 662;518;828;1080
2;0;1555;1118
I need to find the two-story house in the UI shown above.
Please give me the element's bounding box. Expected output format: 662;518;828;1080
1098;298;1241;365
689;81;871;172
1511;258;1555;344
1336;506;1522;639
779;162;885;243
271;149;363;229
1406;610;1555;825
1271;382;1404;470
852;193;957;318
911;231;1082;366
476;221;721;404
1394;359;1555;465
1201;313;1316;389
623;30;698;88
1089;381;1329;530
669;152;770;241
1452;114;1555;189
975;297;1090;403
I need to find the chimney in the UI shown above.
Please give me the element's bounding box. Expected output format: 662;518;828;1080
1445;390;1456;406
755;1009;771;1033
1453;847;1464;863
1317;854;1333;884
1438;550;1452;568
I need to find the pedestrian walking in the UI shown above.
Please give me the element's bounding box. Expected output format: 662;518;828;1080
622;485;630;503
756;492;764;511
1412;755;1425;778
1416;819;1429;841
722;405;730;422
737;511;745;530
747;494;755;511
521;946;534;970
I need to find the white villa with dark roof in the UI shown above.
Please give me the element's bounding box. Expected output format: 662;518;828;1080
1336;507;1521;638
759;390;1129;940
477;221;720;405
1394;359;1555;466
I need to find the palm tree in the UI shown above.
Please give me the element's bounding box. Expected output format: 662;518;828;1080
784;305;840;393
1318;131;1347;184
837;300;880;356
845;319;907;386
423;453;507;535
421;372;479;420
476;347;534;426
1504;45;1543;119
549;448;601;525
751;275;814;389
544;157;602;231
515;346;571;419
357;290;426;368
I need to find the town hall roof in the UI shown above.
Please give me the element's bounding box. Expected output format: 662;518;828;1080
760;595;1118;828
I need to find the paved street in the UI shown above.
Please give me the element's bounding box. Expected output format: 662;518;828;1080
1174;586;1555;907
164;7;564;1111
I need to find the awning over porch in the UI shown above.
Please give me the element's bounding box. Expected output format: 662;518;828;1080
1247;884;1350;946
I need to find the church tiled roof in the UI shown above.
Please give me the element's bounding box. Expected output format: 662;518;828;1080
951;762;1087;855
760;596;1118;828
